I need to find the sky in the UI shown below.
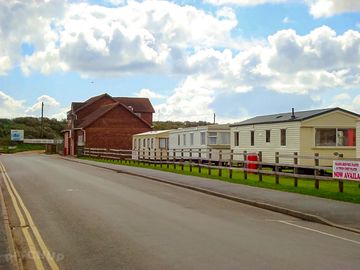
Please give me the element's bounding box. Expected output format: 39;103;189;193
0;0;359;123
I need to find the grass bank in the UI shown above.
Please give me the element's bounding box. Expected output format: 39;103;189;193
80;157;360;204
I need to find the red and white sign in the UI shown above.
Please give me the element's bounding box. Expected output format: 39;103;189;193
333;160;360;181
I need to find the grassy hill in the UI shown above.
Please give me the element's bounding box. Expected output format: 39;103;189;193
0;117;67;145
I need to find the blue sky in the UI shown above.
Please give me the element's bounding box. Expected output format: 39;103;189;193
0;0;359;122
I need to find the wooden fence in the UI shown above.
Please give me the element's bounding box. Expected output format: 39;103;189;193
83;147;360;193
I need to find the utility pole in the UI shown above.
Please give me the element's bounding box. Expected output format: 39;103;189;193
213;113;216;124
40;102;44;138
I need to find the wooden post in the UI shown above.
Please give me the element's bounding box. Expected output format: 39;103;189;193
314;153;319;189
258;151;262;182
275;152;279;184
166;150;170;169
181;149;184;171
229;149;233;179
294;152;298;187
218;150;222;177
339;180;344;193
160;150;163;168
173;149;176;170
143;150;146;165
243;150;248;180
148;148;151;166
198;148;202;173
208;149;212;175
189;149;193;172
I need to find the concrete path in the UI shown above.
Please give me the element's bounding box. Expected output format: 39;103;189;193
64;156;360;232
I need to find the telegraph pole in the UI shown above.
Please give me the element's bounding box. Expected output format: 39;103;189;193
213;113;216;124
40;102;44;138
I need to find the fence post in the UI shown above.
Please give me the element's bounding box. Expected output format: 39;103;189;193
338;154;344;193
229;149;233;179
218;150;222;177
208;149;212;175
181;149;184;171
167;150;170;169
189;149;193;172
258;151;262;182
294;152;298;187
160;149;163;168
198;148;202;173
173;149;176;170
275;152;279;184
243;150;248;180
314;153;319;189
143;150;146;165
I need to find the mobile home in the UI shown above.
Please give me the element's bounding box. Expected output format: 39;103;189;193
230;108;359;166
132;130;170;160
169;124;230;161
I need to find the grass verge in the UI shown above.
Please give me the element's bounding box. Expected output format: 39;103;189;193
80;157;360;204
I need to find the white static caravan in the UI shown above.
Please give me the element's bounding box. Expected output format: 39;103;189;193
230;108;359;166
132;130;170;160
169;124;230;161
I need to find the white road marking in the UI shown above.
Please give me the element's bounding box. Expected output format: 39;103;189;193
276;220;360;245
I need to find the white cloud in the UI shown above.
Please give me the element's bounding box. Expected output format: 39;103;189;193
0;0;66;75
26;95;60;114
282;16;293;24
15;1;237;76
308;0;360;18
136;89;165;99
204;0;287;6
0;91;25;118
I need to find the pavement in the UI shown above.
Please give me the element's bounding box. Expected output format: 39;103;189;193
63;156;360;233
1;153;360;269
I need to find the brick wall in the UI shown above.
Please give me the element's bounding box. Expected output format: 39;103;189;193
85;105;151;149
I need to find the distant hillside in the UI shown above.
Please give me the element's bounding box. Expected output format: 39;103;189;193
153;121;212;130
0;117;67;145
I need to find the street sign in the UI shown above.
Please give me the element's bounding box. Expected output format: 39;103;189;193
10;130;24;141
333;160;360;181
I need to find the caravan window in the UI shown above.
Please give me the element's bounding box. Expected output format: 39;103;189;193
280;129;286;146
315;128;355;147
234;132;239;146
200;132;206;145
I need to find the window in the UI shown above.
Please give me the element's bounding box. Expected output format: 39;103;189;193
208;132;217;145
183;134;186;146
219;132;230;144
177;134;181;146
315;128;355;147
250;131;255;146
280;129;286;146
234;132;239;146
147;138;150;149
159;138;169;149
190;133;194;145
151;138;154;149
143;138;145;148
266;130;271;143
200;132;206;145
78;134;84;146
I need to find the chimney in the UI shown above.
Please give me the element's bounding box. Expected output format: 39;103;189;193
291;108;296;120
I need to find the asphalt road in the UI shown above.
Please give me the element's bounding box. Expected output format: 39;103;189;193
1;154;360;270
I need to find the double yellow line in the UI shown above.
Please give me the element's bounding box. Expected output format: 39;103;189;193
0;161;59;270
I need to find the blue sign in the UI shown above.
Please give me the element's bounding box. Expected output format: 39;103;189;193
11;130;24;141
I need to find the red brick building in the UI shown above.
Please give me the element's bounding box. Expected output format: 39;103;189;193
62;93;154;155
